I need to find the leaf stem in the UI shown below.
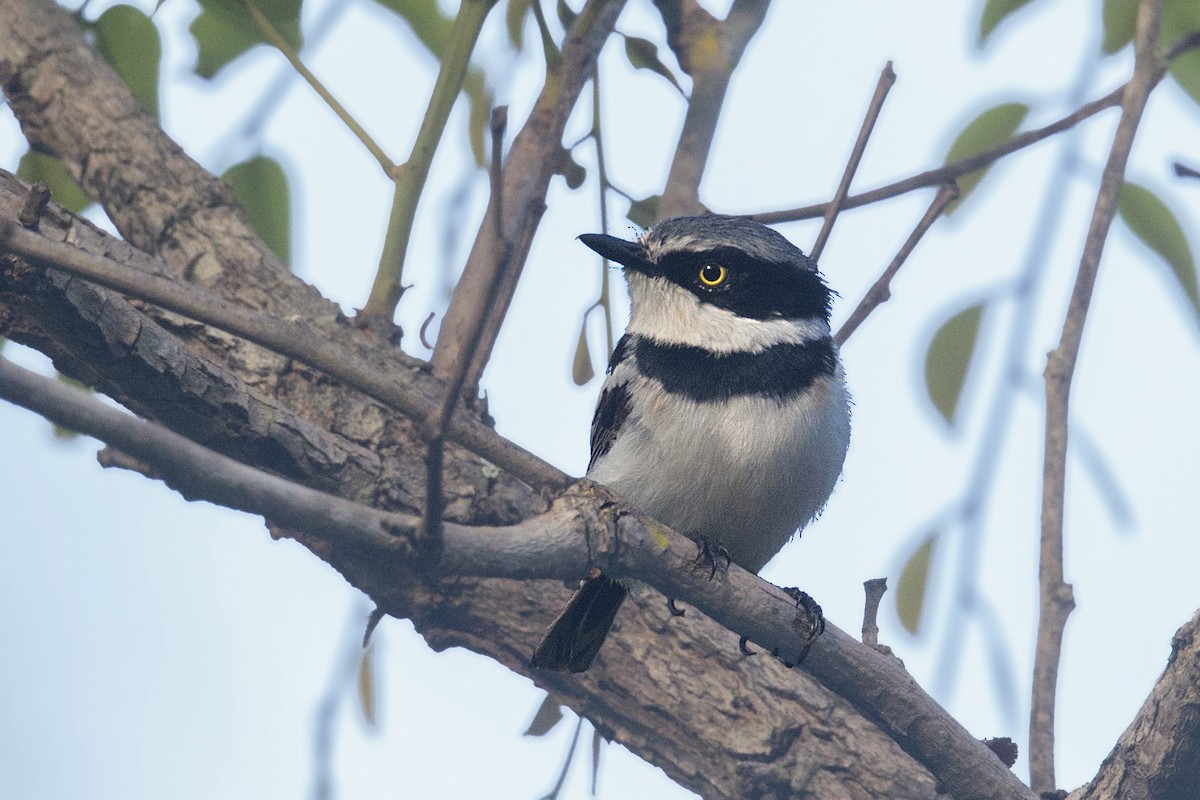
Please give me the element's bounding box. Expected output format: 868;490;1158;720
239;0;395;174
363;0;500;319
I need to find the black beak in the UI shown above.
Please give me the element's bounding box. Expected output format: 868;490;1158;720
578;233;652;273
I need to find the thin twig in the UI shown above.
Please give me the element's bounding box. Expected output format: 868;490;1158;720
419;107;510;561
753;82;1126;224
591;73;615;355
430;0;627;390
810;62;896;263
1030;0;1163;792
363;0;500;319
754;32;1200;225
834;183;959;346
238;0;395;175
932;46;1099;704
0;220;570;491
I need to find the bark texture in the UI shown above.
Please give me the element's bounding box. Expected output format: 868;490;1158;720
1072;609;1200;800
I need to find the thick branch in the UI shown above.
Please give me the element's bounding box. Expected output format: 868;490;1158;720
0;215;568;491
1031;0;1163;792
1073;608;1200;800
0;353;1035;800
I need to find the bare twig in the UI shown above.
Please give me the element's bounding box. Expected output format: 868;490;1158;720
931;44;1099;704
656;0;771;218
861;578;887;648
420;107;510;561
1031;0;1164;792
363;0;500;319
834;183;959;346
810;62;896;263
589;72;615;355
754;32;1200;226
431;0;627;390
753;82;1127;224
0;220;569;491
238;0;396;175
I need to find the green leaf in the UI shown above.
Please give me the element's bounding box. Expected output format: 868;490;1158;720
626;194;660;229
943;102;1028;213
924;303;983;426
896;533;937;635
1163;0;1200;107
978;0;1037;45
221;156;292;265
1101;0;1137;53
556;0;577;29
17;150;92;214
623;35;685;95
358;646;377;727
572;317;595;385
1117;182;1200;321
189;0;303;79
523;695;564;736
505;0;531;50
94;5;162;118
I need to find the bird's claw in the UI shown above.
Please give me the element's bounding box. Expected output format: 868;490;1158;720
667;597;686;617
691;534;730;581
783;587;825;639
738;636;756;656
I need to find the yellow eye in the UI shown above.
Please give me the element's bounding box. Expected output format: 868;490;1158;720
698;264;728;287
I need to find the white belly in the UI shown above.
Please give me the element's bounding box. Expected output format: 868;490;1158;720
587;371;850;573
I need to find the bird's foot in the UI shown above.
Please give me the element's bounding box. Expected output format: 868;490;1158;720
690;534;730;581
738;636;756;656
666;597;686;617
783;587;825;640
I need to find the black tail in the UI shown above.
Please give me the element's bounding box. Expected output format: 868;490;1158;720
531;576;628;673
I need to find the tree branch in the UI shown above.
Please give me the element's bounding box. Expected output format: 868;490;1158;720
0;351;1037;800
0;214;569;492
810;61;896;263
1072;608;1200;800
430;0;626;391
1031;0;1164;792
363;0;499;319
655;0;771;218
0;170;935;795
834;183;959;346
750;82;1127;224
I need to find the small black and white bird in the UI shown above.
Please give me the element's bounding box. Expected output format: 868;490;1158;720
531;214;851;673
